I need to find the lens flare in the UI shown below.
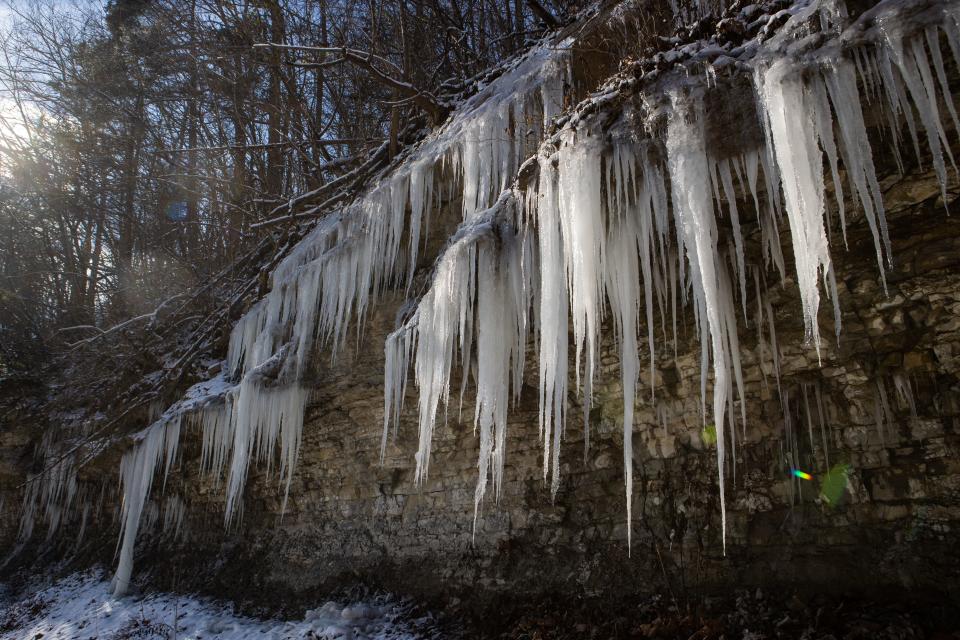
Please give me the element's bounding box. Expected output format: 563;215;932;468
820;463;851;506
792;469;812;480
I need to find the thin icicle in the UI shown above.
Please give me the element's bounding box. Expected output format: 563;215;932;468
874;377;894;446
824;58;891;277
715;158;748;319
878;18;956;205
893;372;918;418
604;197;642;550
815;382;830;470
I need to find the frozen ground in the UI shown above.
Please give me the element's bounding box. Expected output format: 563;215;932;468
0;570;439;639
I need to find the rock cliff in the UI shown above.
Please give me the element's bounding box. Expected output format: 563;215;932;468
2;0;959;628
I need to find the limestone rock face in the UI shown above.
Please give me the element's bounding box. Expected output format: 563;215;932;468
93;165;958;613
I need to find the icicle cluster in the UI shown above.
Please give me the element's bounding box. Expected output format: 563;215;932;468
383;190;534;529
17;416;112;550
18;455;78;543
103;40;572;593
381;0;960;553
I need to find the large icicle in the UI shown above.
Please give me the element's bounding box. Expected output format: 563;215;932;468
757;59;834;356
382;192;523;520
473;227;526;527
535;154;569;495
112;416;182;596
666;91;734;552
556;131;606;457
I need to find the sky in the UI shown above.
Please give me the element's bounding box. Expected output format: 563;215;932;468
0;3;36;145
0;0;94;145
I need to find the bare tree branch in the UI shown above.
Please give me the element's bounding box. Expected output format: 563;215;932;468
526;0;560;27
253;43;448;122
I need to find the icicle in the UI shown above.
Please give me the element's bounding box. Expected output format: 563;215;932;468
878;19;956;205
764;295;782;393
473;231;524;530
802;384;816;460
556;131;606;459
199;401;232;485
536;154;569;495
893;372;918;418
381;190;527;534
719;255;746;432
757;59;833;357
873;378;893;447
113;417;182;596
162;496;187;542
382;325;416;462
715;158;748;319
815;382;830;470
461;102;514;220
640;150;671;391
411;242;475;484
666;91;733;553
753;270;769;391
604;192;642;550
824;58;891;278
18;452;78;544
807;75;847;247
223;383;307;526
407;160;434;289
925;26;960;151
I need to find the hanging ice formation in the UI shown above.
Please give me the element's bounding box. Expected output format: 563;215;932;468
112;415;182;595
19;0;957;594
101;40;573;594
383;0;960;552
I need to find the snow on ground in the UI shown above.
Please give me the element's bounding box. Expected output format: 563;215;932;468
0;570;438;639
